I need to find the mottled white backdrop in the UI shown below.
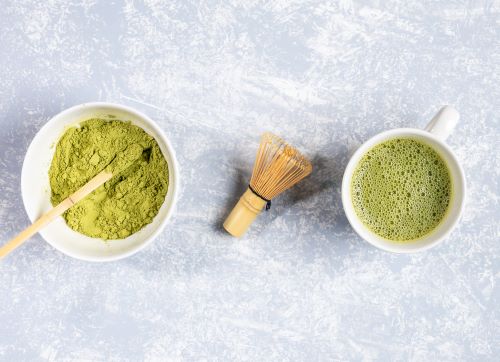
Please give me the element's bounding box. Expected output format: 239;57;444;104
0;0;499;361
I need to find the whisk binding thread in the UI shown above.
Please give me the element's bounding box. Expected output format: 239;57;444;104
248;184;272;211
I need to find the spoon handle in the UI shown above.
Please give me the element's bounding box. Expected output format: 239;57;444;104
0;170;112;259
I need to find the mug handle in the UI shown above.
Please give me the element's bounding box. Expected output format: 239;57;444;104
424;105;460;141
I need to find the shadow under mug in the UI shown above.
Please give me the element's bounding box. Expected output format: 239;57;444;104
341;106;466;253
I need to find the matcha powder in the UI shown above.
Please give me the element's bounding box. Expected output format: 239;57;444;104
49;119;169;240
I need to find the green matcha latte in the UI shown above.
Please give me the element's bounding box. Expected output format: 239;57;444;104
49;119;169;240
351;138;452;241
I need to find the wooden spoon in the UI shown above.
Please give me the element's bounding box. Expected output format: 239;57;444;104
0;171;112;259
0;143;144;259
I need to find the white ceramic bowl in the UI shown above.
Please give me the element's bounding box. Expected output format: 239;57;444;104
21;102;179;261
341;106;466;253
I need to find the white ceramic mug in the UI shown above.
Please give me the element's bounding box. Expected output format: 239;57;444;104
341;106;466;253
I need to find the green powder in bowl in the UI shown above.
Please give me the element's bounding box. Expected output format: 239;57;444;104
48;118;169;240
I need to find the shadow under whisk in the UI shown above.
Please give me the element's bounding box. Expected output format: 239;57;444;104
286;155;338;205
258;154;342;232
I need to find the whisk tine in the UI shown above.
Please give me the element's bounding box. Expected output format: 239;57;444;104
250;133;312;200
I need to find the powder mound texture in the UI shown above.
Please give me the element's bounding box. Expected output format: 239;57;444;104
49;119;169;240
351;138;452;241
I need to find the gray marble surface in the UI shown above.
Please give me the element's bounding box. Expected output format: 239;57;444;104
0;0;499;361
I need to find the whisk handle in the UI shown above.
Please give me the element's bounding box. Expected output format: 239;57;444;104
223;188;267;237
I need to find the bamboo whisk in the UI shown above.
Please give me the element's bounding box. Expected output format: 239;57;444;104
223;132;312;237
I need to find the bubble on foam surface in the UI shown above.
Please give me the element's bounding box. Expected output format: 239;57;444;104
351;138;452;241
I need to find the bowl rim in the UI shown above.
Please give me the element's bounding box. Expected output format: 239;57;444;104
21;101;180;262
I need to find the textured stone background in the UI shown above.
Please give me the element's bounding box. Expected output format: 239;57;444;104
0;0;499;361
